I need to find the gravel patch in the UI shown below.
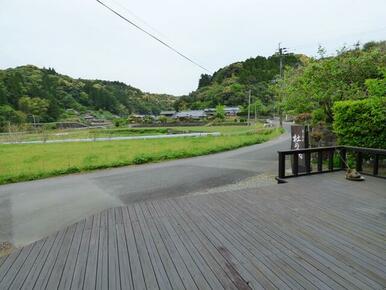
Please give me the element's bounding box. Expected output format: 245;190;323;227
191;173;277;196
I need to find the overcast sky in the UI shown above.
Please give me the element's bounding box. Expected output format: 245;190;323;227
1;0;385;95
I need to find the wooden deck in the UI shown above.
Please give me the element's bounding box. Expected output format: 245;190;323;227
0;172;385;289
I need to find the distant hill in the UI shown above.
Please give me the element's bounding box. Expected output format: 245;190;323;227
0;65;176;124
175;53;303;111
0;53;304;129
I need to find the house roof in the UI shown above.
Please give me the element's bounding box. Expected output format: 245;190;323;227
224;107;240;112
175;110;207;118
160;111;176;115
204;107;240;112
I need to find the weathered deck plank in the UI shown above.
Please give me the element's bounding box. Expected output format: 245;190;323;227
128;205;159;289
20;232;60;290
146;202;199;290
57;220;85;290
121;207;146;290
0;173;385;289
139;203;185;290
83;213;100;290
0;243;34;289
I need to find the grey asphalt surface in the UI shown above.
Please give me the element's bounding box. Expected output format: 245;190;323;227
0;124;290;248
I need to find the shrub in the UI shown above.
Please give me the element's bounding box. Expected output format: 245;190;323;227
333;97;386;148
294;113;312;124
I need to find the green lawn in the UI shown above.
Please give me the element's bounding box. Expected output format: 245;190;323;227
0;127;170;143
0;126;283;185
0;125;254;143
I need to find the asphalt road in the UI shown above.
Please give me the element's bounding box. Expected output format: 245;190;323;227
0;124;291;248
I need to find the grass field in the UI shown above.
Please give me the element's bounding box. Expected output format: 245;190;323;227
0;126;283;185
0;124;257;143
0;127;171;143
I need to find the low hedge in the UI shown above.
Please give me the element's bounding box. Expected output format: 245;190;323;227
333;97;386;149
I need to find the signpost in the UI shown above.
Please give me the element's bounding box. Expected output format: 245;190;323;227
291;125;309;173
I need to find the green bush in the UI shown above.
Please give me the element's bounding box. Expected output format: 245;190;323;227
333;97;386;148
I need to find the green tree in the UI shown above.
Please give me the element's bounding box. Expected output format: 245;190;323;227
271;42;386;124
365;69;386;97
215;104;225;119
159;116;168;124
0;105;26;130
252;99;264;116
18;96;50;117
198;74;212;88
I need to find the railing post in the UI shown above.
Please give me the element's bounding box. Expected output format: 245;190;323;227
277;146;385;179
305;151;311;174
356;152;363;172
373;154;379;176
328;149;334;171
293;153;299;176
339;148;347;169
317;151;323;172
278;152;285;179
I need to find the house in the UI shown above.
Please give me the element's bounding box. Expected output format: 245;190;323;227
159;111;176;118
224;107;240;116
83;114;95;121
174;110;207;120
204;108;216;116
83;114;111;126
204;107;240;117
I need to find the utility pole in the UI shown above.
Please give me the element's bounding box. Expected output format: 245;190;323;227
278;43;288;128
254;97;257;123
247;89;251;126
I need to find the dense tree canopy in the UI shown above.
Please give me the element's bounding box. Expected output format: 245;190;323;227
0;65;176;127
271;41;386;124
175;53;302;111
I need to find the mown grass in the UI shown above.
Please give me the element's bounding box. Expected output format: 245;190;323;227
0;127;170;143
0;125;254;143
0;127;283;185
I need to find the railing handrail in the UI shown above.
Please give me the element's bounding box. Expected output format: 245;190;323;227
278;145;386;155
278;146;343;154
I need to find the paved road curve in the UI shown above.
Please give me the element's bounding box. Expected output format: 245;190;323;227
0;124;290;248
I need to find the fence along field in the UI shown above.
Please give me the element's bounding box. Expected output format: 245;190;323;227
0;125;283;184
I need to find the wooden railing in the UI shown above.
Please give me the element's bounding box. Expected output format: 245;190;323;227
277;146;386;182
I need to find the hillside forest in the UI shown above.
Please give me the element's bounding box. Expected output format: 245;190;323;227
0;41;385;147
0;65;176;127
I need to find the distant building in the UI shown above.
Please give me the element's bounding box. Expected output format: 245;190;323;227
174;110;207;120
131;114;146;119
224;107;240;116
204;108;216;116
204;107;240;116
159;111;176;118
83;114;95;121
83;114;111;126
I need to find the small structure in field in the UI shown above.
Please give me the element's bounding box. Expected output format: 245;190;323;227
224;107;240;116
159;111;176;118
174;110;207;120
204;106;240;117
83;114;111;127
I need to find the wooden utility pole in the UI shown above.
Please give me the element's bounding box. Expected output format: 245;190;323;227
278;43;288;128
247;90;251;126
254;98;257;123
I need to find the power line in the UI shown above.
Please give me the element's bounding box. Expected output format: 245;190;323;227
109;0;172;42
96;0;210;72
